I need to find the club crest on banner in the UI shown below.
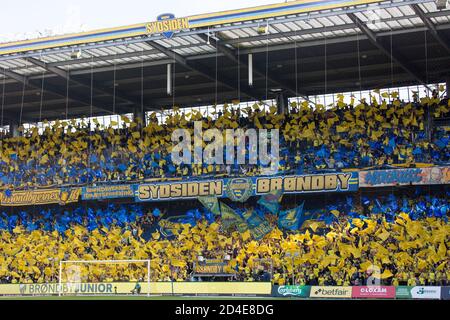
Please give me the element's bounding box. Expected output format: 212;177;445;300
159;14;176;39
225;178;253;202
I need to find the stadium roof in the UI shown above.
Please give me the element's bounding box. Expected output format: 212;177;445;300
0;0;450;123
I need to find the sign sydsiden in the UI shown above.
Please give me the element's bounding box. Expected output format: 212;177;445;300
146;14;189;38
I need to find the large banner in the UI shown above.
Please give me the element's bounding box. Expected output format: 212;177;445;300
136;172;359;202
0;188;80;207
81;185;134;200
1;166;448;206
359;166;449;188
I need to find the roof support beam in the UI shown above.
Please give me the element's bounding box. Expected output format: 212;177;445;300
0;67;124;121
411;4;450;55
0;68;71;122
26;57;68;79
197;33;311;102
25;57;140;113
348;12;431;90
1;69;28;84
223;24;358;46
145;40;261;102
48;49;159;68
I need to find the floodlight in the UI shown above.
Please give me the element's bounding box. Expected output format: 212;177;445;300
435;0;448;10
70;50;82;59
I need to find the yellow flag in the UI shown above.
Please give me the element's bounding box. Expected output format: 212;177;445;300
377;230;390;242
436;261;447;271
121;115;131;123
352;219;364;228
32;266;42;275
172;259;186;268
12;226;22;234
40;154;49;164
330;210;340;218
417;259;427;270
328;266;340;274
308;222;321;233
152;231;160;240
132;132;140;139
380;269;393;279
254;117;262;129
359;261;372;272
128;143;137;153
437;242;447;259
123;230;131;238
241;230;251;242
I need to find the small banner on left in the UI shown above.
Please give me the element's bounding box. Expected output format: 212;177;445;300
0;188;81;206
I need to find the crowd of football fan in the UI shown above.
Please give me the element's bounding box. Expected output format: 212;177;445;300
0;189;448;285
0;93;448;188
0;93;448;287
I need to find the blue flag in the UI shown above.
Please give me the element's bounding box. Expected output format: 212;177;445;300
242;209;272;240
257;189;283;214
278;202;305;231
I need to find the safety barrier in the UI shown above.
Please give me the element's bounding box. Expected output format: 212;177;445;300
1;283;448;299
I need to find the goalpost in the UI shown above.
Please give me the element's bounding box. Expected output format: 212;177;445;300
58;259;151;297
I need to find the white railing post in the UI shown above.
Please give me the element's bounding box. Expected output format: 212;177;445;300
147;259;151;297
58;261;62;297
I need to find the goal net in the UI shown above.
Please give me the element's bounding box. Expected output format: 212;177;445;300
58;259;150;296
